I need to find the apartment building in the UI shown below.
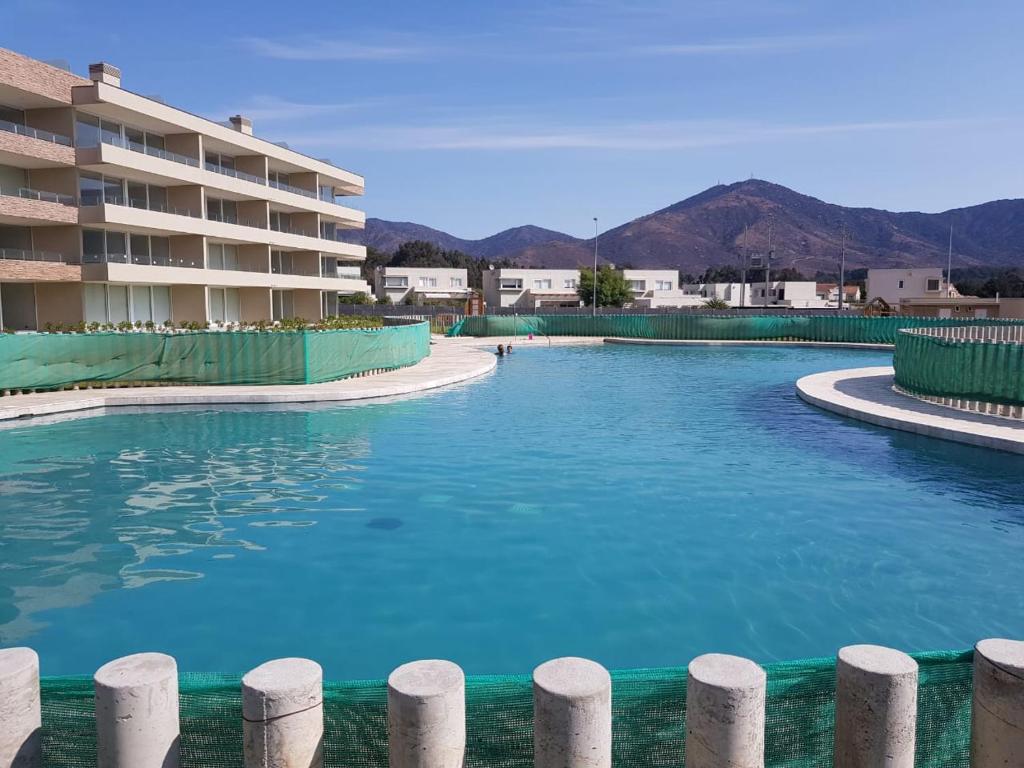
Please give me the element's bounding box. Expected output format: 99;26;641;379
374;266;470;305
482;268;582;309
0;48;368;330
865;268;949;307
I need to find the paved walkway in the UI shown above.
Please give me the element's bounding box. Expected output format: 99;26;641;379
796;366;1024;454
0;339;496;424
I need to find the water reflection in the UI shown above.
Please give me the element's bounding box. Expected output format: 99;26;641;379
0;405;385;644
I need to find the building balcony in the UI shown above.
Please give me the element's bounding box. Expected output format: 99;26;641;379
0;119;76;167
75;139;364;226
0;186;78;225
80;252;367;292
72;80;365;194
78;200;366;258
0;248;82;281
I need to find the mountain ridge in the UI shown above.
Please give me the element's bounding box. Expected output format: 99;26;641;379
354;180;1024;273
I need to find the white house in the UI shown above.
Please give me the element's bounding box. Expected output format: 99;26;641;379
374;267;470;304
623;270;702;308
815;283;863;307
865;268;950;306
681;281;823;308
482;268;582;309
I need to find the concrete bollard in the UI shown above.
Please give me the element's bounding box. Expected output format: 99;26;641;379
533;657;611;768
834;644;917;768
388;660;465;768
971;638;1024;768
685;653;766;768
242;658;323;768
94;652;180;768
0;647;41;768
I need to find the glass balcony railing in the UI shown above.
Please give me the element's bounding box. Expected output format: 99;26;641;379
205;162;264;185
268;178;317;199
82;253;203;269
99;135;200;167
0;185;77;206
0;247;77;264
0;118;73;146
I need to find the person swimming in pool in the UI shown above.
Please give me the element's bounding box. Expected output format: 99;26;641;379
506;343;513;353
496;344;505;356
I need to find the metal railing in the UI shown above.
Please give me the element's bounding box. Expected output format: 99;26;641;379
901;324;1024;344
0;185;77;206
205;162;264;185
100;135;200;167
268;178;315;199
82;253;204;269
0;118;73;146
0;247;77;264
79;194;201;218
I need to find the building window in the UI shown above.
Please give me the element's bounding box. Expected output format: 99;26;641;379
384;276;408;288
926;278;941;291
628;280;645;291
84;284;170;324
207;243;239;270
656;280;673;291
533;279;552;289
272;289;294;321
79;171;126;206
205;151;235;172
450;277;463;287
207;197;238;224
564;278;577;289
82;229;129;263
271;250;293;275
209;287;241;323
500;279;522;289
898;280;905;289
418;276;438;288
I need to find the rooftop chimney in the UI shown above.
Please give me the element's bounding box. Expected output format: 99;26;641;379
88;61;121;87
229;115;253;136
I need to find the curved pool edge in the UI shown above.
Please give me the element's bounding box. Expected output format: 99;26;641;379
606;337;894;350
796;366;1024;455
0;340;497;424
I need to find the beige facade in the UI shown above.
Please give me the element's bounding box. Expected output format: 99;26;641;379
899;297;1001;319
374;267;470;304
0;47;368;330
865;268;948;307
482;268;582;309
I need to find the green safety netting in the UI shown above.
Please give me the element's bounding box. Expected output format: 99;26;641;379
0;323;430;392
38;649;972;768
895;331;1024;406
447;314;1023;344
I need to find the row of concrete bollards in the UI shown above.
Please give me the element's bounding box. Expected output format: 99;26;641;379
1;639;1022;768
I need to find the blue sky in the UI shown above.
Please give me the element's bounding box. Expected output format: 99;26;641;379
5;0;1023;238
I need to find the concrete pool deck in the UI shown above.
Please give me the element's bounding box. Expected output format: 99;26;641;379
0;339;496;423
796;366;1024;455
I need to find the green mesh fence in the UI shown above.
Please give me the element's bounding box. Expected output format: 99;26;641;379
448;314;1023;344
895;331;1024;406
38;649;972;767
0;323;430;392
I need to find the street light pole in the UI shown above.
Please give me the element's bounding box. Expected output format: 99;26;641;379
592;217;599;317
838;224;846;312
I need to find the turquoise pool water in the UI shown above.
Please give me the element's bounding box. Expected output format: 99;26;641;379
0;345;1022;678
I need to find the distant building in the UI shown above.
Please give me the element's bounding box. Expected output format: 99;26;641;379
374;267;469;305
682;281;824;308
815;283;862;306
482;268;582;309
899;296;1000;319
866;268;950;306
623;269;700;308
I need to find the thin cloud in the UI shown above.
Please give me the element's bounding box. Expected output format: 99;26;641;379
284;116;1001;152
210;95;384;123
239;35;439;61
629;33;863;56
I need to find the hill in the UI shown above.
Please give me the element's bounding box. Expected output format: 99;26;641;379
356;181;1024;273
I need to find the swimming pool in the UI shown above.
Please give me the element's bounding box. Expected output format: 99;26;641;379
1;344;1021;678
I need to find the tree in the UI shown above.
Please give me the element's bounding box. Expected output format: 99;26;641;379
702;298;730;309
360;246;391;283
345;292;373;305
578;266;633;307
